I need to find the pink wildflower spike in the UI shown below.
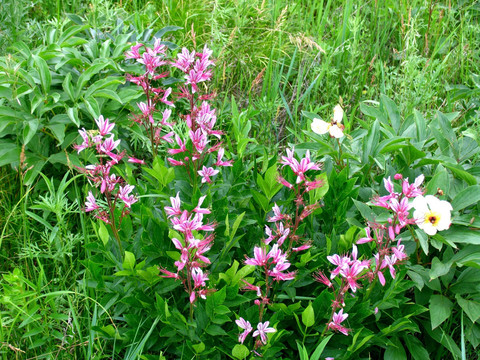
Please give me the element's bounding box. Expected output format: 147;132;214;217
95;115;115;136
215;148;233;167
160;131;175;144
159;268;179;279
198;166;219;184
313;270;333;288
192;267;209;289
190;129;208;153
165;192;182;218
75;128;90;153
118;184;137;208
264;226;274;245
193;195;211;214
268;203;284;222
277;175;294;189
253;321;276;344
161;108;174;127
392;239;408;261
245;246;268;266
161;87;174;107
292;242;312;252
241;280;262;297
137;102;154;124
99;136;120;154
235;317;253;344
383;176;394;194
328;309;350;336
172;47;196;72
402;174;425;198
276;223;290;246
85;191;99;212
128;156;145;165
125;43;143;59
357;227;374;244
167;158;185;166
168;135;187;155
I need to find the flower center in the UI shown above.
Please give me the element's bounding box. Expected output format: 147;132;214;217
424;210;441;227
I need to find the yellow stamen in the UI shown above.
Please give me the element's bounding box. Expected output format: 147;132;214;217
424;210;441;227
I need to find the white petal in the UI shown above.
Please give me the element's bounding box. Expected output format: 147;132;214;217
333;104;344;124
421;222;437;236
311;118;330;135
412;196;429;214
329;125;344;138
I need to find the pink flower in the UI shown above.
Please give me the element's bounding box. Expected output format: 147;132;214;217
74;128;90;153
235;317;253;344
280;148;321;184
268;204;284;222
161;87;174;107
125;43;143;59
253;321;276;344
245;246;268;266
193;195;210;214
313;271;332;288
95;115;115;136
198;166;219;184
85;191;99;212
328;309;350;336
118;184;137;208
172;47;196;72
165;192;182;218
215;148;233;167
128;156;145;165
99;136;120;154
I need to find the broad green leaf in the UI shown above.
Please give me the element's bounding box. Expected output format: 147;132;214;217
98;222;109;246
430;295;453;329
415;229;429;255
429;257;452;280
32;54;51;94
362;119;380;164
123;251;135;271
353;199;375;222
452;185;480;211
23;118;39;145
232;344;249;359
63;73;75;102
443;163;477;185
301;302;315;327
384;337;407;360
441;227;480;245
456;295;480;323
404;334;430;360
310;334;333;360
381;94;400;134
75;61;110;98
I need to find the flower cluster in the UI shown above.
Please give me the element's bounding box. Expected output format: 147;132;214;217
235;318;276;346
314;174;453;336
75;116;138;226
166;45;232;184
160;193;215;303
125;38;175;156
238;148;323;349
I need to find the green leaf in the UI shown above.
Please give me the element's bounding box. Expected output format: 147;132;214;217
353;199;375;222
441;227;480;245
404;334;430;360
362;119;380;164
232;344;249;359
384;337;407;360
415;229;429;255
23;118;39;145
123;251;135;271
192;342;205;354
452;185;480;211
32;54;51;94
301;302;315;327
430;295;453;329
381;94;400;134
75;61;110;98
205;324;228;336
456;295;480;323
310;334;333;360
63;72;75;102
443;163;477;185
153;25;183;39
429;257;452;280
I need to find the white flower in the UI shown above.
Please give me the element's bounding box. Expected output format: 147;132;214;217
310;104;344;138
412;195;453;235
